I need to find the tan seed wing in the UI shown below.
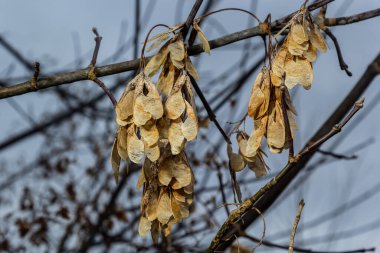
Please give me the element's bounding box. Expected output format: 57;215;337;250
193;21;210;54
284;57;313;89
157;60;177;97
309;24;328;52
140;121;159;146
117;127;129;160
158;157;174;186
165;91;185;120
141;79;164;119
288;37;309;56
168;36;185;62
133;94;152;126
168;119;185;154
145;43;169;77
157;190;173;225
185;56;199;80
136;167;145;189
145;143;160;162
173;189;186;202
291;23;309;44
172;156;192;187
138;215;152;237
182;101;198;141
303;43;317;62
127;128;145;164
116;87;135;126
267;104;285;152
146;188;159;221
111;137;121;184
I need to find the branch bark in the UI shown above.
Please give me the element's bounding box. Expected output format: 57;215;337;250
207;51;380;252
0;0;348;100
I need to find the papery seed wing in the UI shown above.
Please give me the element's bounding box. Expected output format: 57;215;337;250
303;43;317;62
140;121;159;146
309;24;328;52
182;101;198;141
284;57;313;89
291;23;309;44
111;137;121;184
185;56;199;80
157;60;177;97
146;188;159;221
158;157;174;186
136;167;145;189
127;127;145;164
168;119;185;155
138;215;152;237
116;87;135;126
145;43;170;77
267;103;285;152
117;127;129;160
145;143;160;162
193;21;210;54
142;78;164;119
172;156;192;187
287;37;309;56
227;142;246;172
157;190;173;225
165;91;185;120
133;95;152;126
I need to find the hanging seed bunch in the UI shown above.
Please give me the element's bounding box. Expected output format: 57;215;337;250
271;10;328;89
111;24;209;239
236;9;329;160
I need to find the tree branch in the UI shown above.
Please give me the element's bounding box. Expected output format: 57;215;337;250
0;0;354;100
206;50;380;252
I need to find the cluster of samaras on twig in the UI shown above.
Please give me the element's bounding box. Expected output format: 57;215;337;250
231;9;328;174
111;30;204;239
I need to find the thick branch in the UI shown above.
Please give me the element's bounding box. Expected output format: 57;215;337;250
207;51;380;252
0;0;346;100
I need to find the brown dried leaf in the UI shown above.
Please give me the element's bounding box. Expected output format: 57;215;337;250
140;79;164;120
193;21;210;54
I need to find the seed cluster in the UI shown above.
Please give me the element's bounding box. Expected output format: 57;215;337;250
111;32;201;239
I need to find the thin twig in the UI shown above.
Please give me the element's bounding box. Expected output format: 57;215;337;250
321;27;352;76
316;149;357;160
324;8;380;26
88;28;117;107
216;166;230;216
289;199;305;253
297;98;364;158
189;76;231;144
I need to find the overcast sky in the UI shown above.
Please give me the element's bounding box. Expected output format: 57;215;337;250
1;1;380;252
